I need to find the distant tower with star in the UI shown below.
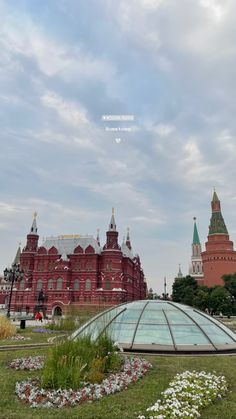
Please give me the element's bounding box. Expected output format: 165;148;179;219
201;190;236;286
189;217;204;282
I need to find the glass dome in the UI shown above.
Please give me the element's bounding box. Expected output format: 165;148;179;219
71;300;236;353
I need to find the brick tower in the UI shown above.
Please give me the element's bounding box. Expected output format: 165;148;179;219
202;190;236;286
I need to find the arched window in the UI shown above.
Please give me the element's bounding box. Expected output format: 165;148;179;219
56;277;63;290
86;261;92;271
105;280;111;290
36;279;42;291
48;279;54;290
85;278;91;291
19;279;24;291
74;279;80;290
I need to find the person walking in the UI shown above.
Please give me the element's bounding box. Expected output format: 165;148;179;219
36;311;43;322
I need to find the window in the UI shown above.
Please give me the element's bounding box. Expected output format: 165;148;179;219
48;261;55;271
85;278;91;291
74;279;79;290
38;261;44;271
106;260;112;271
74;261;80;270
105;280;111;290
48;279;54;290
36;279;42;291
86;261;92;271
57;277;63;290
19;279;24;291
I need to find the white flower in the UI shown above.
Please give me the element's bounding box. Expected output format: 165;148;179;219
140;371;228;419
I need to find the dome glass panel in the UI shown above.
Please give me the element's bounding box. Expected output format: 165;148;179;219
134;324;173;345
72;300;236;353
139;309;167;324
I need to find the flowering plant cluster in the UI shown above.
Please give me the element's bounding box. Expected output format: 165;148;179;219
15;356;152;408
7;335;31;341
113;341;124;352
10;356;44;371
32;328;58;334
139;370;228;419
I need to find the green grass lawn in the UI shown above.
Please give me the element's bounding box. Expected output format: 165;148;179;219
0;328;66;346
1;348;236;419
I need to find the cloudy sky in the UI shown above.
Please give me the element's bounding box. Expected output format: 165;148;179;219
1;0;236;293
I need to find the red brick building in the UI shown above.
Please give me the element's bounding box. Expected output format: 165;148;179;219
10;210;147;316
201;191;236;287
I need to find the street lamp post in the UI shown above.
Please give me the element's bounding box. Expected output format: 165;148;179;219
162;276;169;300
4;263;24;318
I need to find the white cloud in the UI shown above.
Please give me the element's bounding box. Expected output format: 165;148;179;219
41;92;88;127
0;6;116;82
139;0;164;9
91;181;150;210
130;215;165;224
217;129;236;156
177;139;221;186
200;0;226;21
38;92;109;153
152;123;175;137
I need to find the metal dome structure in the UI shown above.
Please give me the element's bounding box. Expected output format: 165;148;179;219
71;300;236;353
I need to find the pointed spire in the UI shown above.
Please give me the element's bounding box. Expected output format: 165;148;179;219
126;227;132;250
177;264;183;278
96;228;100;246
212;188;219;203
30;212;38;234
12;245;21;266
209;191;228;235
193;217;200;245
109;207;116;231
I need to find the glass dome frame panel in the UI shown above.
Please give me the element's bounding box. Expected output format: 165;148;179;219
72;300;236;354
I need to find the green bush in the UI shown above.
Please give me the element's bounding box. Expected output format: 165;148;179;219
41;336;96;389
47;316;78;332
41;333;121;390
96;333;119;372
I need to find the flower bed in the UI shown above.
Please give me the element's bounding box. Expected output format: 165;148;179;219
10;356;44;371
7;335;31;341
32;328;60;334
139;370;228;419
15;357;152;408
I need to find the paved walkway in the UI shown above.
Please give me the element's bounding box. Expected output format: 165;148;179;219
13;319;51;328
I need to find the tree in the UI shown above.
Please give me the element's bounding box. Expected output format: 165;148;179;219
192;286;210;311
208;286;231;315
222;273;236;298
172;275;198;306
147;288;154;299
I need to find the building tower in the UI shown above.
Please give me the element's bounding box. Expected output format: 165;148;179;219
103;208;120;250
189;217;204;282
201;190;236;286
20;212;39;288
177;264;183;278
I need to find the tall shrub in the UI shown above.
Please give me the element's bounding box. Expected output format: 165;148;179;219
0;316;16;338
41;334;121;389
